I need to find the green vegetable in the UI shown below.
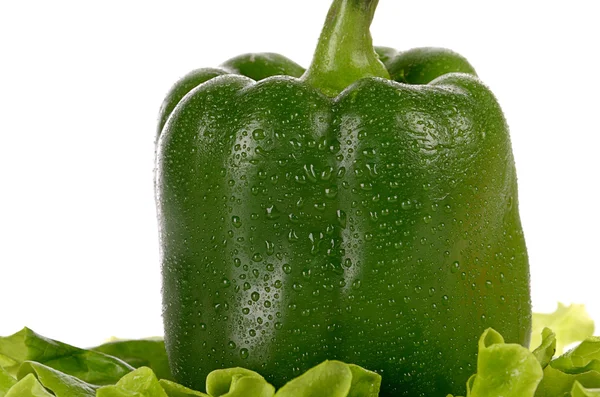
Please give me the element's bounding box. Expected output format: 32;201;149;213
532;328;557;369
532;303;595;355
274;360;352;397
92;338;172;381
0;367;16;396
466;328;543;396
215;375;274;397
205;368;266;396
536;336;600;396
0;327;133;384
155;0;530;395
0;356;17;374
346;364;382;397
274;360;380;397
159;379;209;397
571;381;600;397
96;367;168;397
4;374;53;397
17;362;97;397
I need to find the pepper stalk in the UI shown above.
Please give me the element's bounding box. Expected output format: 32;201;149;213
302;0;390;97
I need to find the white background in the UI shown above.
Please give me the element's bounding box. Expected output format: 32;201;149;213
1;1;598;348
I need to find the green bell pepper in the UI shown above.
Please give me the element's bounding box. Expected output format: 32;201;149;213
155;0;531;396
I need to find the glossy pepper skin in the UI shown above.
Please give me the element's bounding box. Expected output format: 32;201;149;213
155;1;531;396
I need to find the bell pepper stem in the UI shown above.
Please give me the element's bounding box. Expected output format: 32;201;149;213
302;0;389;97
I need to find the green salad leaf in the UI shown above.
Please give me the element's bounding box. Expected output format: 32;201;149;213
552;337;600;374
158;379;209;397
347;364;382;397
205;367;266;396
0;367;17;397
275;360;352;397
532;303;595;355
0;327;133;384
217;375;274;397
466;328;543;397
571;381;600;396
0;356;16;376
4;373;53;397
18;361;98;397
97;367;167;397
535;336;600;396
532;328;557;369
92;339;172;381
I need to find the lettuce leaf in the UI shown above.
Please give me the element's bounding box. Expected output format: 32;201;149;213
571;381;600;396
466;328;543;397
532;328;557;369
205;367;266;396
347;364;381;397
273;360;381;397
96;367;168;397
158;379;209;397
535;336;600;396
217;375;274;397
532;303;594;355
0;327;133;384
0;356;17;375
275;360;352;397
0;367;17;397
92;339;172;381
17;361;98;397
4;373;53;397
